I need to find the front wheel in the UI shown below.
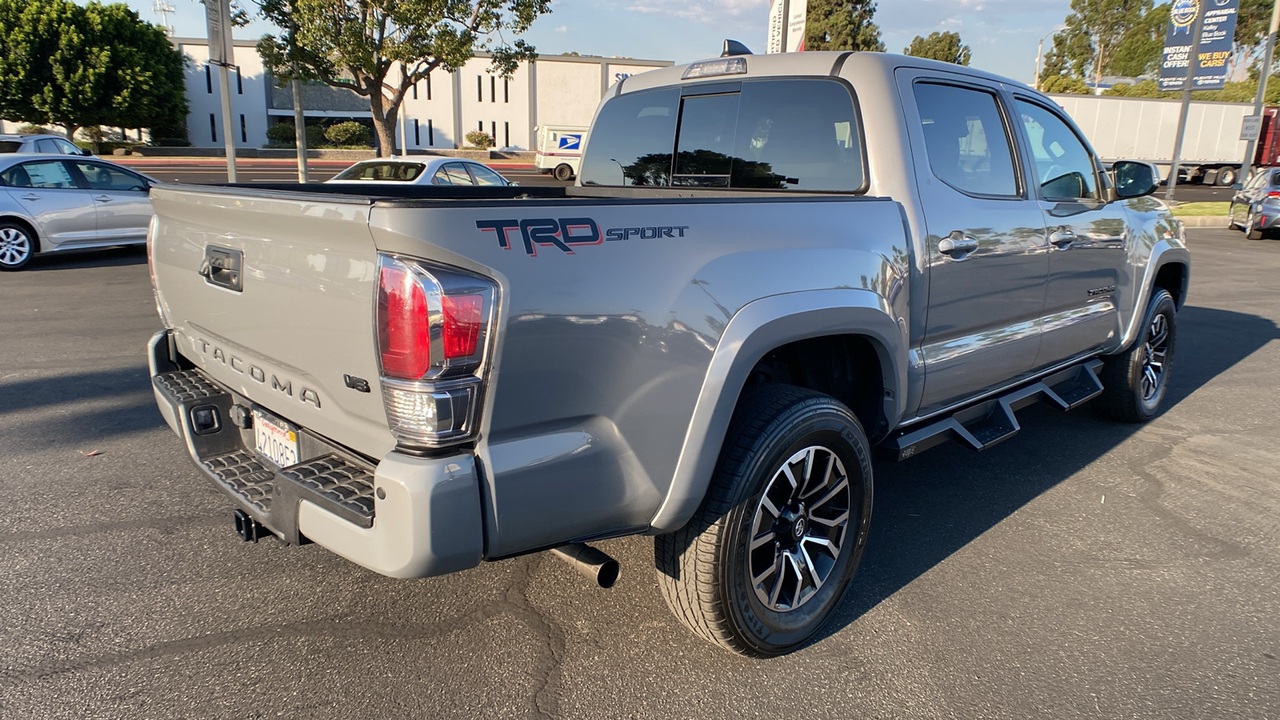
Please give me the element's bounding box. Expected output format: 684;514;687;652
1247;208;1267;240
655;385;873;657
1095;288;1177;423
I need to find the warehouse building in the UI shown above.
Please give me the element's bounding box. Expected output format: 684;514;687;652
175;39;671;151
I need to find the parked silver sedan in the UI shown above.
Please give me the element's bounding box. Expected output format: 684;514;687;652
0;133;93;156
0;154;155;270
325;157;513;187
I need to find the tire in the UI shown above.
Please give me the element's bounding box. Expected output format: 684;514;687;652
1247;208;1266;240
553;163;573;182
1227;203;1240;230
0;220;37;271
655;385;874;657
1217;167;1237;187
1095;288;1177;423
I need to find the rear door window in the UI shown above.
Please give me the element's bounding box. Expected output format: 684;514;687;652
914;83;1019;197
442;163;474;186
1;160;78;188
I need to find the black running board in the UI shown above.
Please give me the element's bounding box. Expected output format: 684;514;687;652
879;359;1104;462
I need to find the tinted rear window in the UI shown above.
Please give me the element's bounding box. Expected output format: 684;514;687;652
0;141;20;153
580;79;864;192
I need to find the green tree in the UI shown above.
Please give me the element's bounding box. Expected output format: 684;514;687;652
1108;3;1167;78
903;31;971;65
805;0;885;52
258;0;550;157
1046;0;1152;88
1041;74;1093;94
0;0;186;139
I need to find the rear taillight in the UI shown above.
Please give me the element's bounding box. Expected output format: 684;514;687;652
375;255;497;449
377;264;431;379
1268;191;1280;198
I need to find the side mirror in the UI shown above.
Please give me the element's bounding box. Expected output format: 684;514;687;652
80;148;94;157
1111;160;1160;200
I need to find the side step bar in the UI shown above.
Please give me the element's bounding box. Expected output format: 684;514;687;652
879;359;1104;462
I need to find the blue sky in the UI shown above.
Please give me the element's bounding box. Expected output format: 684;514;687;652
127;0;1071;85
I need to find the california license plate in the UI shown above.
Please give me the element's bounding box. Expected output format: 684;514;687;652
253;408;298;468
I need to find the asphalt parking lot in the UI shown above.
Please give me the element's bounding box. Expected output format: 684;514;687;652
1;228;1277;719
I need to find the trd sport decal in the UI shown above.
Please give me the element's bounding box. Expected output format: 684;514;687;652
476;218;689;257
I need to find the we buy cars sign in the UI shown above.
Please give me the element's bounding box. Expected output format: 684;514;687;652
1159;0;1239;91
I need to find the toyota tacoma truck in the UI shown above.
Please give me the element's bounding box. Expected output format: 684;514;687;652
146;50;1189;657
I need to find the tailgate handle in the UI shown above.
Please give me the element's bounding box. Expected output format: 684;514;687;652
200;246;243;292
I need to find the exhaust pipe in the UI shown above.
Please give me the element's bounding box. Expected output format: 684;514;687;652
549;543;620;588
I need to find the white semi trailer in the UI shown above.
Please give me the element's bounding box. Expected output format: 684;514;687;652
1049;93;1273;186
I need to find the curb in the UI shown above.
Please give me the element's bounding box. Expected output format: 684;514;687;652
1175;216;1230;227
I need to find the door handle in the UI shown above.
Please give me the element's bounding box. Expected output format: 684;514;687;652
93;195;112;202
1049;229;1077;248
20;193;40;201
938;232;979;257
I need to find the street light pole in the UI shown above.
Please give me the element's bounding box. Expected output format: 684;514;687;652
1034;27;1061;91
1165;7;1207;203
1238;0;1280;185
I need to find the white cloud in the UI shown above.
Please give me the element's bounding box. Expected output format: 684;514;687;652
555;25;568;32
626;0;768;24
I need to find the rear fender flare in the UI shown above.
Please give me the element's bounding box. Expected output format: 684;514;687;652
648;288;907;533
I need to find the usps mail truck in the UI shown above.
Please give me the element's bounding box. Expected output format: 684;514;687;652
534;125;588;181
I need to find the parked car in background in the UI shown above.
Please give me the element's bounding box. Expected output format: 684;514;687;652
0;133;93;156
1227;166;1280;239
325;157;513;187
0;154;155;270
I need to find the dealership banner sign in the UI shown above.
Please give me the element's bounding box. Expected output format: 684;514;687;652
766;0;808;53
1159;0;1239;91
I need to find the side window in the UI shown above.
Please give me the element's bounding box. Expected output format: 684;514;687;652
467;163;508;186
442;163;474;186
431;168;452;186
72;162;148;192
54;139;81;155
36;138;59;153
1015;99;1098;200
2;160;77;189
578;88;680;186
914;83;1019;197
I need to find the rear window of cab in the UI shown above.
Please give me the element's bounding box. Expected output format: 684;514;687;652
579;78;864;192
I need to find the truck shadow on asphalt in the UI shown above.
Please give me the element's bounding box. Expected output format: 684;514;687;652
817;303;1279;645
0;366;162;448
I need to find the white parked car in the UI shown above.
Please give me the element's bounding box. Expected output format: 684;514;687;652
325;157;513;187
0;133;93;156
0;154;155;270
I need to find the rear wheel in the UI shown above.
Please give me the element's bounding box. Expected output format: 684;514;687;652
553;163;573;182
1217;167;1237;186
655;385;873;657
0;221;36;271
1095;289;1177;423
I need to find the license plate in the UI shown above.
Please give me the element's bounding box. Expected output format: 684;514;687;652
253;408;298;468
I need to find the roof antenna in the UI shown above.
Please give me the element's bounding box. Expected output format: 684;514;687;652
721;39;753;57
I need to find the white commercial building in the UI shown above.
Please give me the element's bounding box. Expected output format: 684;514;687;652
173;38;671;151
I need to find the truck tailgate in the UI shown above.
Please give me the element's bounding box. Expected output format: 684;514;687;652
149;185;394;458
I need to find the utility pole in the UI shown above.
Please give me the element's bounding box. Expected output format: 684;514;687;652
1238;0;1280;185
204;0;237;183
1166;8;1207;203
1034;27;1061;91
291;77;309;183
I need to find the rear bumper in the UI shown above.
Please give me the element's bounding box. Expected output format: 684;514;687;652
148;330;483;579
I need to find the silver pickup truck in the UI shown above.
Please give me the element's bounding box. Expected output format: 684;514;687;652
147;51;1189;657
